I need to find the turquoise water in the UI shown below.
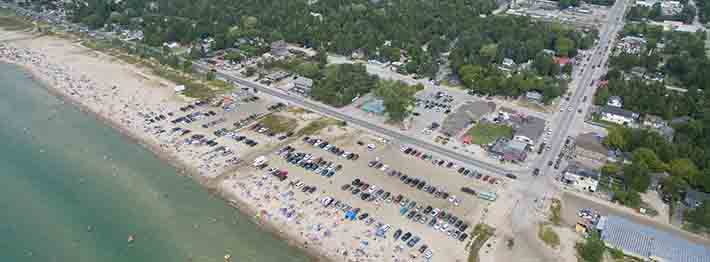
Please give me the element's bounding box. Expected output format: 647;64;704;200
0;62;311;262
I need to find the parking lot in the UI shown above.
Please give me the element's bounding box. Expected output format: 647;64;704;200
228;128;509;261
141;89;291;177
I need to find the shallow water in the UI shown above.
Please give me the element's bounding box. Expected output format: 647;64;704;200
0;62;311;262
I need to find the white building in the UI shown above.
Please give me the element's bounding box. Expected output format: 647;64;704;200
292;76;313;94
562;165;600;192
601;106;639;126
607;96;623;108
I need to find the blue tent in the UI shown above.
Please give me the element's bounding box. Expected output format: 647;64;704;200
345;210;356;221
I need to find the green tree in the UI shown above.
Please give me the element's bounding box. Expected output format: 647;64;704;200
295;62;321;79
205;71;216;81
601;164;621;177
374;80;420;122
632;147;667;172
604;126;628;150
316;49;328;68
382;47;401;62
624;162;651;192
686;200;710;231
577;231;605;262
669;158;700;180
479;44;498;63
555;37;574;57
310;63;378;107
660;176;689;201
182;60;193;73
459;64;486;90
244;66;257;77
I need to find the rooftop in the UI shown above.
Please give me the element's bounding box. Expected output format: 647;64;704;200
512;115;546;142
441;101;496;137
601;106;638;119
564;163;600;180
598;216;710;262
575;132;608;155
293;76;313;88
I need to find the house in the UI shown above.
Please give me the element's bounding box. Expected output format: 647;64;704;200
554;56;571;67
600;106;639;125
630;66;646;78
525;91;543;104
660;1;682;16
606;96;623;108
489;139;528;163
684;190;710;208
351;48;366;60
642;114;667;129
264;70;291;83
511;115;546;145
656;125;675;142
270;40;289;57
542;49;556;56
670;116;691;125
574;132;608;169
499;58;516;71
634;0;656;8
292;76;313;94
562;164;600;192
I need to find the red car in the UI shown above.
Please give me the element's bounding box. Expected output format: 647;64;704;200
482;175;490;182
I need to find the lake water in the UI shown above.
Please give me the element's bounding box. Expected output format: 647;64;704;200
0;62;311;262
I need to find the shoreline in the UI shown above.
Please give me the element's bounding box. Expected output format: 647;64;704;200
0;34;330;262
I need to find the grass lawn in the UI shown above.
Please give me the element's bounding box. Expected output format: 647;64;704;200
296;118;344;136
467;223;496;262
0;10;33;31
549;198;562;225
538;224;560;248
259;114;298;134
465;123;513;145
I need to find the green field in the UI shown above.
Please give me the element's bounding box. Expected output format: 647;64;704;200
465;122;513;145
0;8;33;31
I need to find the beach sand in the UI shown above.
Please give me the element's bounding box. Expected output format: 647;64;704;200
0;27;526;262
0;28;332;261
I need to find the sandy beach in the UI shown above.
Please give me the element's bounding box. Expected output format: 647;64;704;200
1;27;478;262
0;27;508;262
0;28;334;261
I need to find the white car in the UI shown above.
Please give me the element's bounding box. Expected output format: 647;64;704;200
380;164;389;171
368;185;377;194
431;208;440;217
424;250;433;259
448;195;457;203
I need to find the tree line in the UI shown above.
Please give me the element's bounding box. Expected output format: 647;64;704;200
65;0;498;80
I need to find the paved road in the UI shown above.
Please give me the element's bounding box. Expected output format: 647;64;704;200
508;0;630;260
